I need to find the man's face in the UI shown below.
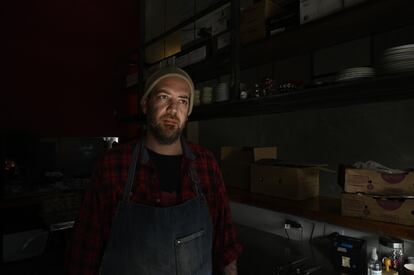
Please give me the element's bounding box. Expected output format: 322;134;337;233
143;76;191;145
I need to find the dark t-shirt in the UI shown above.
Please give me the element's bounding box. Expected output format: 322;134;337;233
148;149;182;193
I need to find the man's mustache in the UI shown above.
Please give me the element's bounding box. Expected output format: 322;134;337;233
161;115;179;122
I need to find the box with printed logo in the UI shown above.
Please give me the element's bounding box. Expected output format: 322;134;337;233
340;166;414;195
341;192;414;226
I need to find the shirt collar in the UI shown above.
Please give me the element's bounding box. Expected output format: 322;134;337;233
138;136;195;165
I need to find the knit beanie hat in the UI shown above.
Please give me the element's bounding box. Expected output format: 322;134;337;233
140;67;195;115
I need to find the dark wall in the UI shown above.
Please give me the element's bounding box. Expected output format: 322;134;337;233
2;0;139;136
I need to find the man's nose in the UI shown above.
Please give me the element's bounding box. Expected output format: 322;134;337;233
166;99;179;112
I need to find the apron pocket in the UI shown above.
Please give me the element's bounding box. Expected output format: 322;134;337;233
175;230;206;274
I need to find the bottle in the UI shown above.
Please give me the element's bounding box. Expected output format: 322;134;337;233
368;247;382;275
379;236;403;271
382;257;398;275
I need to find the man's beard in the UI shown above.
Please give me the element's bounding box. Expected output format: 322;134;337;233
146;108;185;145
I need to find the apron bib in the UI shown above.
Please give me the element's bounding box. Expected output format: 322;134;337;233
99;142;213;275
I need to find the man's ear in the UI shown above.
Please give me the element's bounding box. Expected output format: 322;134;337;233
142;97;148;114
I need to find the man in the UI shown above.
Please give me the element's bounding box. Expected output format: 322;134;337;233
66;67;242;274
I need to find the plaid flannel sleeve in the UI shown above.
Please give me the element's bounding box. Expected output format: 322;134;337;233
65;163;106;275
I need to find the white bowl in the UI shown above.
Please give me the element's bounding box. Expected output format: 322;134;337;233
404;263;414;275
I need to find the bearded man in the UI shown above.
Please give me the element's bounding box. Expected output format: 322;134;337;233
66;67;242;275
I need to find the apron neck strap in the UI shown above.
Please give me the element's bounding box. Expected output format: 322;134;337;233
189;166;203;197
122;142;141;201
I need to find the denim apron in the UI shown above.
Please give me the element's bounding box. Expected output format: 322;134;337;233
100;142;213;275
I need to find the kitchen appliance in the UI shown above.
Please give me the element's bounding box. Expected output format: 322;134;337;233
331;233;366;273
236;223;328;275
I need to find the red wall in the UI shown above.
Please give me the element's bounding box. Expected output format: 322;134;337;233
2;0;139;136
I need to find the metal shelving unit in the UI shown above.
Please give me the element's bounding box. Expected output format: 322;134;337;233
121;0;414;123
190;72;414;121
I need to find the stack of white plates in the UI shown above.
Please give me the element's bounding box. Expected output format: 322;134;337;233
379;44;414;74
215;82;230;102
335;66;376;82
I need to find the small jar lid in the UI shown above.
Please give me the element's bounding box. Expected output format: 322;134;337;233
379;236;404;249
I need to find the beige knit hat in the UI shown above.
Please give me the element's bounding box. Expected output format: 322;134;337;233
140;67;195;115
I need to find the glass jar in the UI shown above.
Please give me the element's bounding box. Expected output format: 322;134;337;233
379;236;404;271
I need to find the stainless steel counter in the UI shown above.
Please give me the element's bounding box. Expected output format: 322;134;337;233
236;224;359;275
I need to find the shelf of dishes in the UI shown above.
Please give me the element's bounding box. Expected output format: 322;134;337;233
189;70;414;121
118;70;414;123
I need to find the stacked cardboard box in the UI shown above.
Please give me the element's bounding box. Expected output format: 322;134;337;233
250;160;321;200
240;0;286;44
300;0;343;24
341;166;414;226
221;146;324;200
344;0;369;8
221;146;278;190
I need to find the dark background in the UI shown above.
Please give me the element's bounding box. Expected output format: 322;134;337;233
2;0;139;137
1;2;140;273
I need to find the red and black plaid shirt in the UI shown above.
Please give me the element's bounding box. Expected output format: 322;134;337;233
65;139;242;274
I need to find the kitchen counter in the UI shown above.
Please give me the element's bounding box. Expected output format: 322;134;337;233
228;188;414;240
236;224;361;275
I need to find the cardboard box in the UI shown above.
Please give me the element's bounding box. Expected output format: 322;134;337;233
221;146;277;190
342;193;414;226
145;40;165;64
175;54;189;68
216;31;231;51
211;3;230;36
145;32;181;64
240;0;284;44
180;23;196;49
165;32;182;58
250;162;320;200
267;11;299;37
341;167;414;195
195;3;230;37
344;0;368;8
300;0;343;25
166;0;194;29
188;46;207;65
